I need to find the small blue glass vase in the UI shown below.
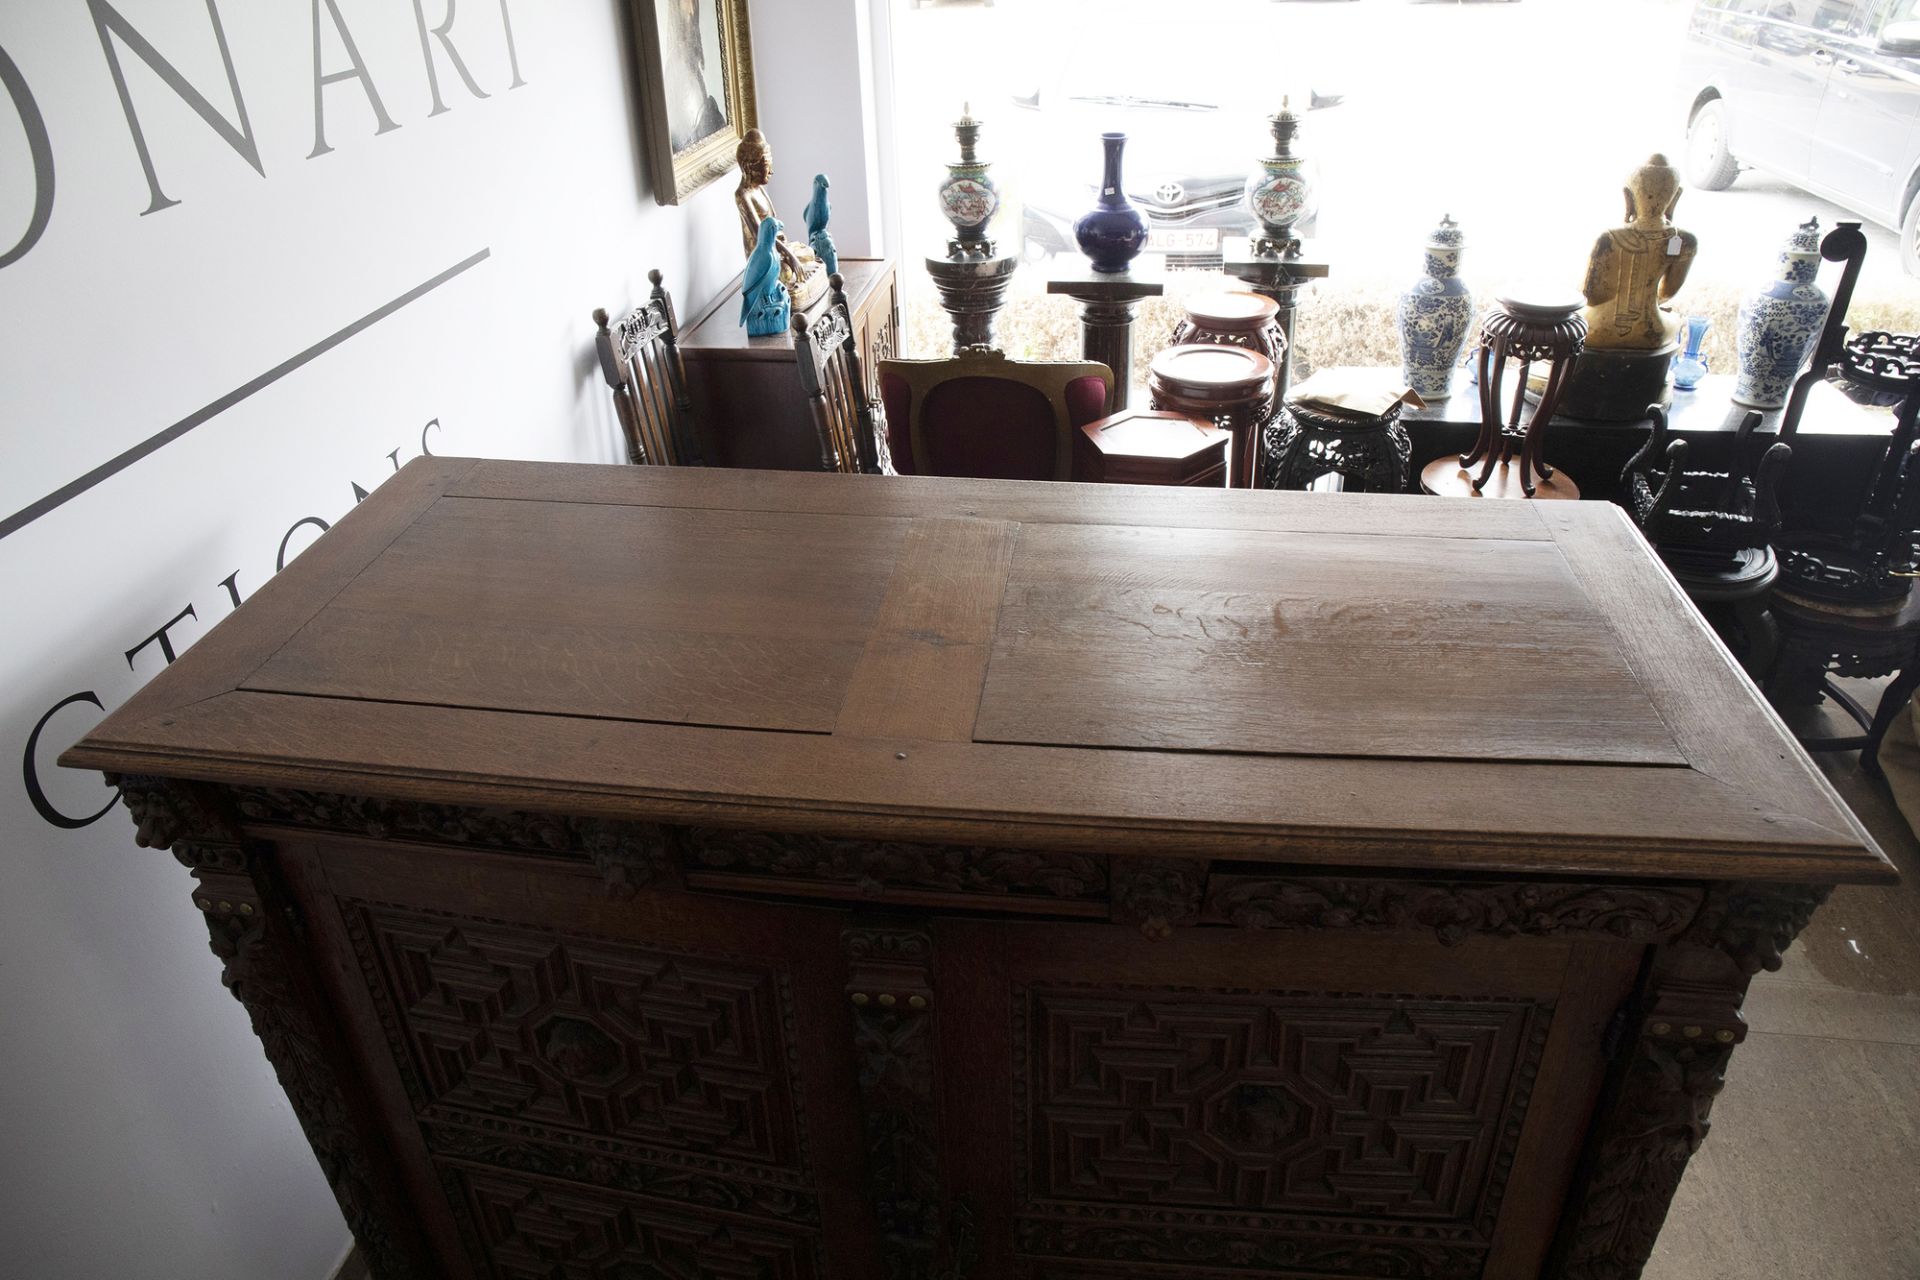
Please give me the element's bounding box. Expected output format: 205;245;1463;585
1074;132;1147;273
1672;315;1710;390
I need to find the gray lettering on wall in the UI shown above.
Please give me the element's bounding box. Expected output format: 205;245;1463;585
0;41;55;269
276;516;332;571
497;0;526;90
125;603;201;673
0;250;488;541
88;0;263;215
412;0;490;117
310;0;399;160
23;693;116;829
20;424;453;831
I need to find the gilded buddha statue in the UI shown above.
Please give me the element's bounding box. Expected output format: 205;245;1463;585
735;129;825;308
1580;154;1698;351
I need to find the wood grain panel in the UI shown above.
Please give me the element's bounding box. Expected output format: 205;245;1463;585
243;497;907;733
835;517;1019;741
976;522;1684;764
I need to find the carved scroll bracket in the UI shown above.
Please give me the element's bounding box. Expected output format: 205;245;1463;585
111;776;435;1280
1552;878;1832;1280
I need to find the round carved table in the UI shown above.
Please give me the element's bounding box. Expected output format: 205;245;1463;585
1265;399;1412;493
1172;290;1288;373
1148;344;1276;489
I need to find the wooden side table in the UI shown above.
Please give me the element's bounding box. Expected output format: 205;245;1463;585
1047;262;1165;410
1073;409;1229;487
1147;344;1275;489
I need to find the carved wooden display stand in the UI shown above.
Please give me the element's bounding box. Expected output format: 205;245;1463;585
67;460;1891;1280
679;256;899;471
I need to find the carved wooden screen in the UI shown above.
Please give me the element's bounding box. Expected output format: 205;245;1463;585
930;918;1638;1280
284;837;872;1280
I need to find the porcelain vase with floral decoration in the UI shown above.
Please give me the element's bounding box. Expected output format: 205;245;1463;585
1734;219;1831;408
1396;215;1474;402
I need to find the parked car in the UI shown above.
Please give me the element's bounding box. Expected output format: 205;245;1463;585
1678;0;1920;276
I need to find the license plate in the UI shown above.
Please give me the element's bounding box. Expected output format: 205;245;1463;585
1146;228;1219;253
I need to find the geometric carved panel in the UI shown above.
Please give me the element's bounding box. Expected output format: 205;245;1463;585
343;901;809;1181
445;1163;821;1280
1014;985;1552;1278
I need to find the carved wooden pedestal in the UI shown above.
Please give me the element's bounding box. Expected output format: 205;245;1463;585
67;460;1890;1280
924;253;1018;353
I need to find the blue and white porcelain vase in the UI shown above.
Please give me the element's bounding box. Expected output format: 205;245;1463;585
1074;132;1147;273
1395;214;1474;402
1734;218;1831;408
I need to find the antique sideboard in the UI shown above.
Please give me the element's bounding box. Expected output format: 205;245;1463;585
679;256;899;472
66;459;1894;1280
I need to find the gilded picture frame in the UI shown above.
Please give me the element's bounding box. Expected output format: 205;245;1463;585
633;0;759;206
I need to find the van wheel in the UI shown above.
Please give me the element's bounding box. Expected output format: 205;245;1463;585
1686;99;1739;192
1904;196;1920;279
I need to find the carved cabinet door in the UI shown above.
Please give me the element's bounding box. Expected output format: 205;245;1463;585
279;835;879;1280
931;917;1639;1280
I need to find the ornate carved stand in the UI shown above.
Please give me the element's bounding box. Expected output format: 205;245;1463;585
1264;398;1413;493
1451;296;1587;498
924;253;1018;352
1225;238;1330;406
1047;263;1165;411
1768;330;1920;772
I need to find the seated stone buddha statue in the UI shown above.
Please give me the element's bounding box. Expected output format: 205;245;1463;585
735;130;824;307
1580;154;1699;352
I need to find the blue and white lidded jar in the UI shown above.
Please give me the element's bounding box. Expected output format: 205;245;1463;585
1395;215;1474;402
1734;218;1831;409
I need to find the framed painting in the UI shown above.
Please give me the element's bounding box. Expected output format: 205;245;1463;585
633;0;759;206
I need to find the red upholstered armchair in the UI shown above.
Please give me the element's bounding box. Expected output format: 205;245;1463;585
877;350;1113;480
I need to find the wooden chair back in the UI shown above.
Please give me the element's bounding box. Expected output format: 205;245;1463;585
876;348;1113;481
592;269;702;466
793;274;887;474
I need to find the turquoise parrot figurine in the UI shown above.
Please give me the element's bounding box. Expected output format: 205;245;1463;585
803;173;839;278
740;215;791;337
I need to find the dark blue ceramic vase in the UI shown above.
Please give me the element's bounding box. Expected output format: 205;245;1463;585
1074;132;1148;273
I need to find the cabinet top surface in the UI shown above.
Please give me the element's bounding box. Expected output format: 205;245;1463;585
679;257;889;356
66;457;1891;884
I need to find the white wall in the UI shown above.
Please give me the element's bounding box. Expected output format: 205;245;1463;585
749;0;886;259
0;0;765;1275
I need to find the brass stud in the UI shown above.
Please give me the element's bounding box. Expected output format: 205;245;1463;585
851;993;869;1006
1715;1029;1736;1043
238;903;254;916
908;995;928;1010
1651;1022;1672;1036
195;897;212;911
217;901;233;913
878;994;897;1008
1683;1025;1702;1039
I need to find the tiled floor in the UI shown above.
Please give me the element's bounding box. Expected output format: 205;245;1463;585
1648;700;1920;1278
